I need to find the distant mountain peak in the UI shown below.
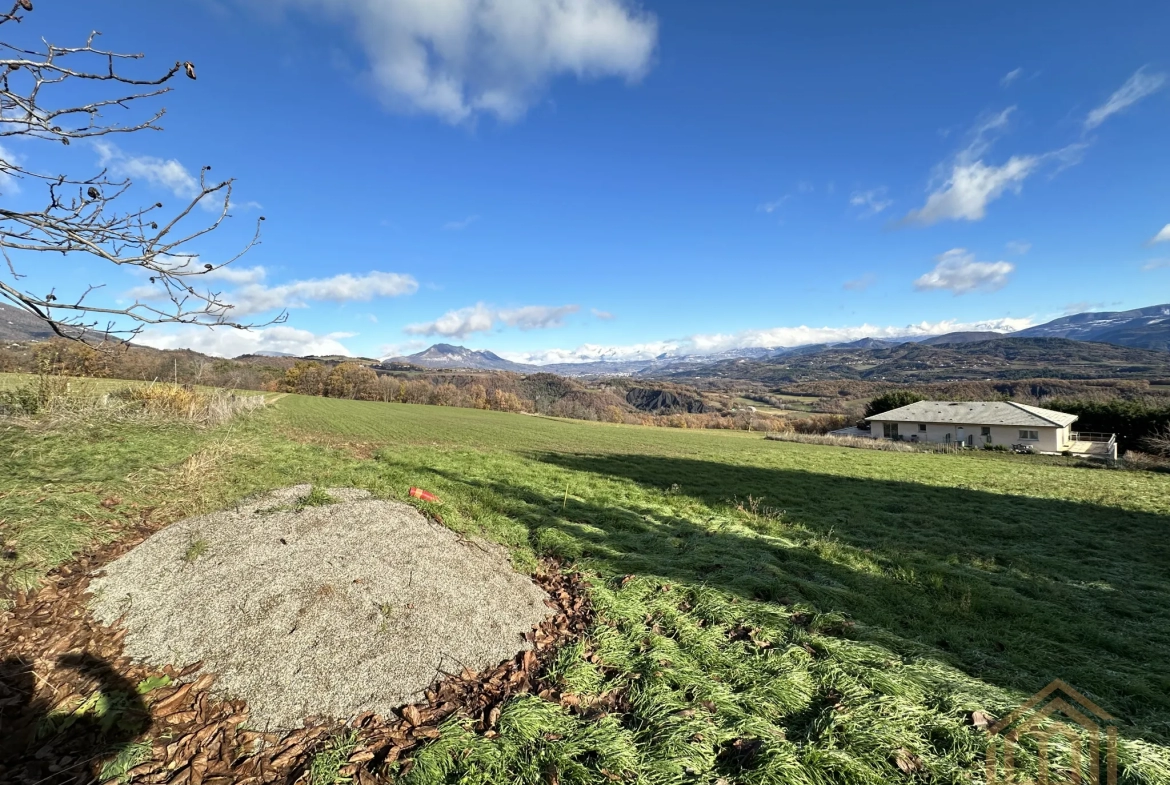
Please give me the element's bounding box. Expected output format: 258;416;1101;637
390;344;537;372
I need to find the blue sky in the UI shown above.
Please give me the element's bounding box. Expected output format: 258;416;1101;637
2;0;1169;361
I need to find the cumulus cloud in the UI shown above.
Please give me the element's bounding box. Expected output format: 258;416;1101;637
265;0;657;123
1001;67;1023;87
913;248;1015;294
906;156;1039;225
843;274;876;291
499;304;579;330
849;188;892;217
379;339;428;358
1149;224;1170;245
96;141;200;199
136;325;355;358
94;142;263;213
903;108;1087;226
129;269;418;316
1006;240;1032;255
230;271;419;316
1085;67;1167;130
404;303;496;339
503;315;1035;365
404;302;578;338
205;265;268;285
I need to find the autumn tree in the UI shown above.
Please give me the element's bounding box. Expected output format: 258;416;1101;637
282;361;327;396
0;2;279;342
325;362;378;400
33;338;107;377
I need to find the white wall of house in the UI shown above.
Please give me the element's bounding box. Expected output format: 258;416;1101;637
874;421;1068;452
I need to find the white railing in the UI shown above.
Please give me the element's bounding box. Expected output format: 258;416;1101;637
1072;432;1116;445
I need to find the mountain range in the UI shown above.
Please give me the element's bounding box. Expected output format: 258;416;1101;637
389;303;1170;376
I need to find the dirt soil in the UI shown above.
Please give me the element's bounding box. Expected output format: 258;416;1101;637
88;486;551;731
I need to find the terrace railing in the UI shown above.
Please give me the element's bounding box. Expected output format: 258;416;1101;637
1072;432;1116;444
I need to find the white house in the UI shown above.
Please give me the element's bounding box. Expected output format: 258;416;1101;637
862;401;1117;459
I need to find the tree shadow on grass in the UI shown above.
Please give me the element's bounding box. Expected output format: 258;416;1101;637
428;453;1170;741
0;653;148;784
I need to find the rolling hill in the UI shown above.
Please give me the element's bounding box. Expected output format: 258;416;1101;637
0;303;62;343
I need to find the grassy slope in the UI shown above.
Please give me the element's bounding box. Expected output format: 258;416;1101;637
4;391;1170;783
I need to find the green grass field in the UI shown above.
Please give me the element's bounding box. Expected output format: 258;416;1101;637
3;388;1169;783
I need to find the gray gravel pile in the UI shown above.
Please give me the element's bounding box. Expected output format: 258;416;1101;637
89;485;550;730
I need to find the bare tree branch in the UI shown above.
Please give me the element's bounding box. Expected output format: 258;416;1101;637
0;1;282;345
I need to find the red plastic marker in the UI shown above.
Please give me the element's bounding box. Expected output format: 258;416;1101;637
409;487;441;503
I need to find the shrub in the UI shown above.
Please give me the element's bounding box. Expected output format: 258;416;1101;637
1142;425;1170;458
863;390;926;418
115;383;266;425
0;369;72;415
1046;398;1170;454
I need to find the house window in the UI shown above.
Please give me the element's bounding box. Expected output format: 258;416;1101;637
982;426;992;444
918;423;927;432
883;423;899;439
1019;430;1039;441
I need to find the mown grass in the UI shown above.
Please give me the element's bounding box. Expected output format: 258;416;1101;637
3;387;1170;782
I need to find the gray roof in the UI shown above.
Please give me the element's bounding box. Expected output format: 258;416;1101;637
866;401;1079;428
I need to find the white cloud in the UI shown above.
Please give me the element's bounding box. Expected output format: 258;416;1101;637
379;339;428;358
404;302;578;338
756;197;788;214
843;274;876;291
266;0;657;123
1149;224;1170;245
206;265;268;285
906;156;1039;225
1062;301;1103;315
913;248;1015;294
591;308;615;320
904;106;1091;225
1006;240;1032;255
0;143;22;195
499;304;579;330
1001;67;1023;87
96;141;200;200
94;142;264;213
1141;258;1170;271
1085;67;1167;130
503;315;1036;364
129;269;418;316
136;325;355;358
404;303;496;338
443;214;480;231
230;271;419;316
849;188;892;217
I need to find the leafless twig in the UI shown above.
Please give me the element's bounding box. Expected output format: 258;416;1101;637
0;1;282;344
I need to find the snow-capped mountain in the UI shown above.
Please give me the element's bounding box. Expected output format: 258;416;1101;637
389;344;541;372
1015;304;1170;350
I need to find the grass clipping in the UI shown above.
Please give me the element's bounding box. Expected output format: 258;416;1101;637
89;486;550;730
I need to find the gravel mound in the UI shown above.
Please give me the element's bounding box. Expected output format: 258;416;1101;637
89;486;550;730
